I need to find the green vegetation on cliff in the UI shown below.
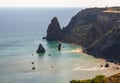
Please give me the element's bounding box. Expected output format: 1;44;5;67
70;75;106;83
70;73;120;83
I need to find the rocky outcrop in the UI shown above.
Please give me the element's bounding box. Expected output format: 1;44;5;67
46;7;120;63
61;8;120;47
86;27;120;63
58;43;61;51
46;17;62;41
36;44;45;53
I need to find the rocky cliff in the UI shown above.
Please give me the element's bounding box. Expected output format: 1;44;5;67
87;27;120;63
61;8;120;47
46;7;120;63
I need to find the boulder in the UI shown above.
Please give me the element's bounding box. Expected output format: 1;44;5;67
105;63;109;67
32;67;35;70
31;62;34;64
36;44;45;53
42;37;46;39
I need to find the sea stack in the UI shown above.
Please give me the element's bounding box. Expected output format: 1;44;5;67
58;43;61;51
46;17;62;41
36;44;45;53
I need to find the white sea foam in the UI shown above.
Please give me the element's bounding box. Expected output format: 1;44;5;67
73;66;107;71
62;48;83;53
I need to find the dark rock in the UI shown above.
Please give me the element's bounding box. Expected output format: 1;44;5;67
100;65;103;67
48;54;51;56
32;67;35;70
62;46;65;48
51;66;54;68
61;8;109;46
105;63;109;67
31;62;34;64
58;43;61;51
116;67;119;70
42;37;46;39
36;44;45;53
46;17;62;41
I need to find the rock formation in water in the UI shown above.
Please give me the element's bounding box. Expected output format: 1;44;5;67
36;44;45;53
46;7;120;63
46;17;62;41
58;43;61;51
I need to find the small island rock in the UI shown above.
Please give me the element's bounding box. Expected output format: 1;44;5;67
36;44;45;53
58;43;61;51
42;37;46;39
32;67;35;70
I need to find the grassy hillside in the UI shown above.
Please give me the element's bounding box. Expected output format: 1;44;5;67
70;73;120;83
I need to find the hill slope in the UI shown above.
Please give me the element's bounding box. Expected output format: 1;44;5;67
46;7;120;64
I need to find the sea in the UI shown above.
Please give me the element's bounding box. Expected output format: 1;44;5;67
0;7;118;83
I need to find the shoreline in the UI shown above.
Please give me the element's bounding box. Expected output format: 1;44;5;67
65;43;120;77
61;42;120;77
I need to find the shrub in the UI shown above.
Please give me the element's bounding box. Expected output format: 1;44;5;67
70;75;107;83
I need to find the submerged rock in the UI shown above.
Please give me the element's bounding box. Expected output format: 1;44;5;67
105;63;109;67
51;66;54;68
48;54;51;56
31;62;34;64
36;44;45;53
32;67;35;70
100;65;103;67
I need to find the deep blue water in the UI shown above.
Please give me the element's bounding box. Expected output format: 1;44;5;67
0;8;115;83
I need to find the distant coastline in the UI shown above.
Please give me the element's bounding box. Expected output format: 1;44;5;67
46;6;120;64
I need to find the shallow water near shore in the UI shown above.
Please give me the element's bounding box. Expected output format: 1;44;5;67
0;8;119;83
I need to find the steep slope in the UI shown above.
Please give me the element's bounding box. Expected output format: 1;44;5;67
87;27;120;63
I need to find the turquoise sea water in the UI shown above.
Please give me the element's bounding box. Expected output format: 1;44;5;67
0;8;117;83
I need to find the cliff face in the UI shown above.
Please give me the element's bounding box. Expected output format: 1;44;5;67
46;7;120;63
87;27;120;63
46;17;62;41
61;8;120;47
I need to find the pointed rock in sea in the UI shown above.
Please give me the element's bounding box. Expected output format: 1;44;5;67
36;44;45;53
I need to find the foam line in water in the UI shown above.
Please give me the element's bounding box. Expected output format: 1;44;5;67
62;48;83;53
73;66;107;71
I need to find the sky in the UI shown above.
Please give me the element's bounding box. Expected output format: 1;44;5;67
0;0;119;7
